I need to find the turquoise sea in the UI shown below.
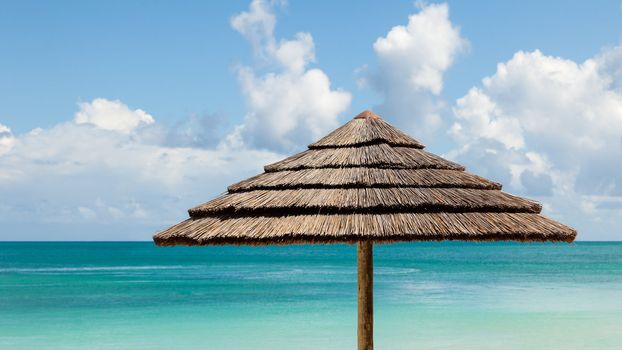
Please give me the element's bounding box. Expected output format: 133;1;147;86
1;242;621;350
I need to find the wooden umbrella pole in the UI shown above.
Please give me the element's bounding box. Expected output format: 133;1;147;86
357;241;373;350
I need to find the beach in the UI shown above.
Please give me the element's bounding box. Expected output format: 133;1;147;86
1;241;621;349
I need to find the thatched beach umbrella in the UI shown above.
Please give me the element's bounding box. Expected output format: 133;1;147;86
154;110;576;350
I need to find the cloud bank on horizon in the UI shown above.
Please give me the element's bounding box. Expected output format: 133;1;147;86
0;0;620;240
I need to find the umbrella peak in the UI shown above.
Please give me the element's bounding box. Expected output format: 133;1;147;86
309;110;425;149
354;110;381;120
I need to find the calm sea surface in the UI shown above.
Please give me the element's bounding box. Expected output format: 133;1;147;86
1;242;621;350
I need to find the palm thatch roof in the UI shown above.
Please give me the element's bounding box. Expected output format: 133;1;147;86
154;110;576;246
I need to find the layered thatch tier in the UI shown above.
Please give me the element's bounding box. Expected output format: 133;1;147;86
189;188;541;217
228;168;501;192
154;212;575;246
154;110;576;245
264;144;464;171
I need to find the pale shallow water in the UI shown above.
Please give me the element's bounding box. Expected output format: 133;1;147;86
1;242;621;350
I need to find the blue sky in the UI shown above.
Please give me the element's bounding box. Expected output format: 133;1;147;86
1;0;622;240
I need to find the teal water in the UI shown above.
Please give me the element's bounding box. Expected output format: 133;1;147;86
1;242;621;350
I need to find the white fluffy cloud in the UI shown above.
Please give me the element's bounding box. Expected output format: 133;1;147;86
74;98;155;133
368;2;467;140
0;123;14;156
0;99;281;240
373;2;466;95
230;0;278;65
449;47;622;239
229;0;351;151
